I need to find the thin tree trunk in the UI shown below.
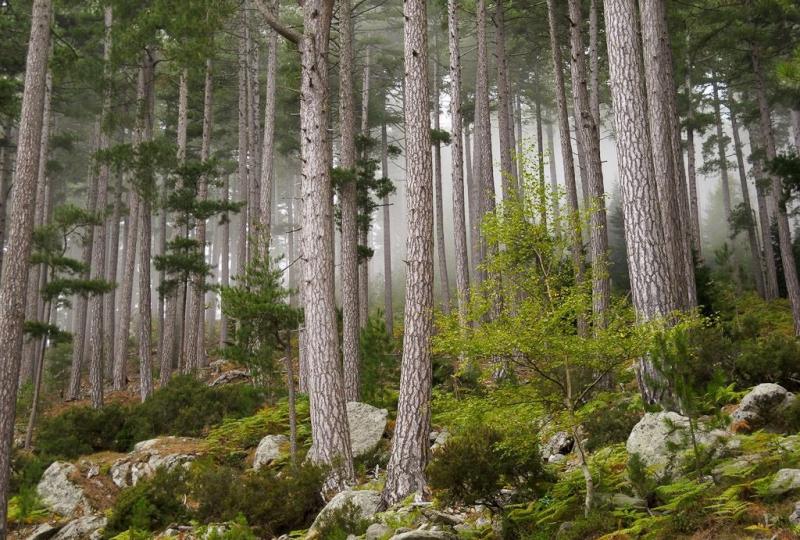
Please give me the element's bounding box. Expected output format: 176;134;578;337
25;298;51;449
432;53;451;314
0;1;52;533
285;338;298;467
495;0;516;195
588;0;601;125
515;93;524;186
219;175;230;348
604;0;677;404
448;0;470;329
0;143;7;274
753;43;800;334
247;19;261;264
711;80;732;220
547;122;561;235
359;47;371;328
684;47;702;256
474;0;495;272
574;109;590;211
729;94;766;298
748;123;780;299
465;126;480;282
535;101;547;225
381;120;393;335
791;108;800;154
382;0;434;507
105;167;122;378
237;10;250;275
259;0;278;249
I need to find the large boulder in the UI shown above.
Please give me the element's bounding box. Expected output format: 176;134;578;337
310;490;382;532
36;462;88;517
110;437;203;488
389;530;457;540
542;432;574;460
731;383;795;432
766;468;800;497
25;523;62;540
626;412;724;477
253;434;288;470
52;515;106;540
347;402;388;457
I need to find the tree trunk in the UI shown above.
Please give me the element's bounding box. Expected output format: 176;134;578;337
474;0;495;272
219;175;231;348
87;6;113;409
0;1;51;533
546;0;585;290
604;0;677;404
105;168;122;378
791;109;800;154
515;93;524;187
574;108;590;211
358;53;371;329
568;0;610;329
382;0;434;507
748;123;780;300
259;0;278;248
339;0;360;402
535;102;547;225
752;43;800;335
684;49;702;256
432;54;451;314
285;338;298;466
247;20;261;264
547;122;561;235
495;0;516;196
711;80;732;221
381;120;393;335
588;0;601;125
448;0;470;329
25;298;51;449
0;143;7;274
729;94;766;298
298;0;354;488
464;126;480;282
237;10;250;275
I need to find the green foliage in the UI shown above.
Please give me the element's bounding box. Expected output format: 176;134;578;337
580;393;642;452
358;315;398;409
37;402;137;458
190;460;325;537
310;501;371;540
428;424;545;506
105;468;191;538
429;128;452;145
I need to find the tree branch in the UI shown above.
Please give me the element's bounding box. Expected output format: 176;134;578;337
253;0;302;45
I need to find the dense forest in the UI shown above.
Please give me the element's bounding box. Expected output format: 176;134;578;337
1;0;800;538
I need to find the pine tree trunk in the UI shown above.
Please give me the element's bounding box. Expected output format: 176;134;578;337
381;120;393;335
464;126;480;282
729;96;766;298
495;0;516;195
247;20;261;264
25;298;51;449
515;93;524;186
474;0;494;271
753;44;800;335
0;1;52;532
546;0;585;290
0;143;6;275
382;0;434;507
448;0;470;328
535;101;546;225
574;108;590;210
219;175;230;348
432;56;451;314
711;81;732;220
604;0;677;404
105;168;122;377
358;56;371;329
339;0;360;402
87;6;113;409
298;0;354;488
684;50;702;256
568;0;610;329
546;122;561;235
237;11;250;275
791;109;800;154
588;0;601;124
259;0;278;248
748;123;780;299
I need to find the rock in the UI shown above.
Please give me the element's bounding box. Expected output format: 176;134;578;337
209;369;250;387
311;490;382;531
36;462;87;517
790;501;800;525
419;508;464;526
366;523;393;540
347;402;388;457
732;383;795;432
626;412;724;477
543;432;574;459
253;434;288;470
52;515;107;540
430;430;449;452
110;436;203;488
389;530;457;540
766;469;800;496
25;523;61;540
209;359;226;374
548;454;566;464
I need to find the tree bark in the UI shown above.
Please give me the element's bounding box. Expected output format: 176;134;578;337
448;0;470;329
358;51;372;330
546;121;561;235
747;123;780;300
711;80;732;221
752;43;800;335
588;0;601;125
604;0;677;404
87;6;113;409
464;126;480;282
105;168;123;373
259;0;279;249
381;120;393;335
432;51;451;314
382;0;434;507
219;175;230;348
237;10;250;275
684;48;702;256
0;1;51;532
495;0;516;195
568;0;610;329
474;0;495;272
535;101;546;225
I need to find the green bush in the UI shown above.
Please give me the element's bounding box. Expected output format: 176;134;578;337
37;402;136;458
734;335;800;391
428;424;545;506
9;449;49;496
582;395;642;452
359;315;399;409
104;468;190;538
191;460;325;537
313;500;371;540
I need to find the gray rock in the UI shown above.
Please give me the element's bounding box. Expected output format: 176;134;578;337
209;369;250;387
732;383;795;432
766;468;800;496
790;501;800;525
253;434;288;470
25;523;61;540
430;430;449;452
110;437;201;488
311;490;382;531
347;402;388;457
548;453;567;464
543;432;574;458
52;515;107;540
366;522;393;540
390;530;457;540
36;462;87;517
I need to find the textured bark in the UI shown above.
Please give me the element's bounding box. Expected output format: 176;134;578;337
25;298;51;449
546;122;561;234
87;6;113;409
105;169;123;372
465;126;479;282
574;109;590;210
747;124;780;300
358;55;371;330
684;51;702;256
382;0;434;507
219;175;231;348
339;0;360;402
568;0;610;329
237;11;250;275
515;93;524;188
432;54;451;314
297;0;354;488
535;101;546;225
0;143;7;274
604;0;676;404
792;109;800;154
640;0;693;310
752;44;800;335
729;94;766;298
381;120;393;335
711;81;732;221
474;0;494;269
259;0;279;248
495;0;516;195
588;0;601;125
448;0;470;328
247;21;261;265
0;1;51;532
546;0;585;285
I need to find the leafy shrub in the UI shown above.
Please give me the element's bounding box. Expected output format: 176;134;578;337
359;315;399;409
581;394;642;452
734;335;800;391
313;501;371;540
37;402;136;458
191;460;325;537
104;468;190;538
9;449;48;496
428;424;544;506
